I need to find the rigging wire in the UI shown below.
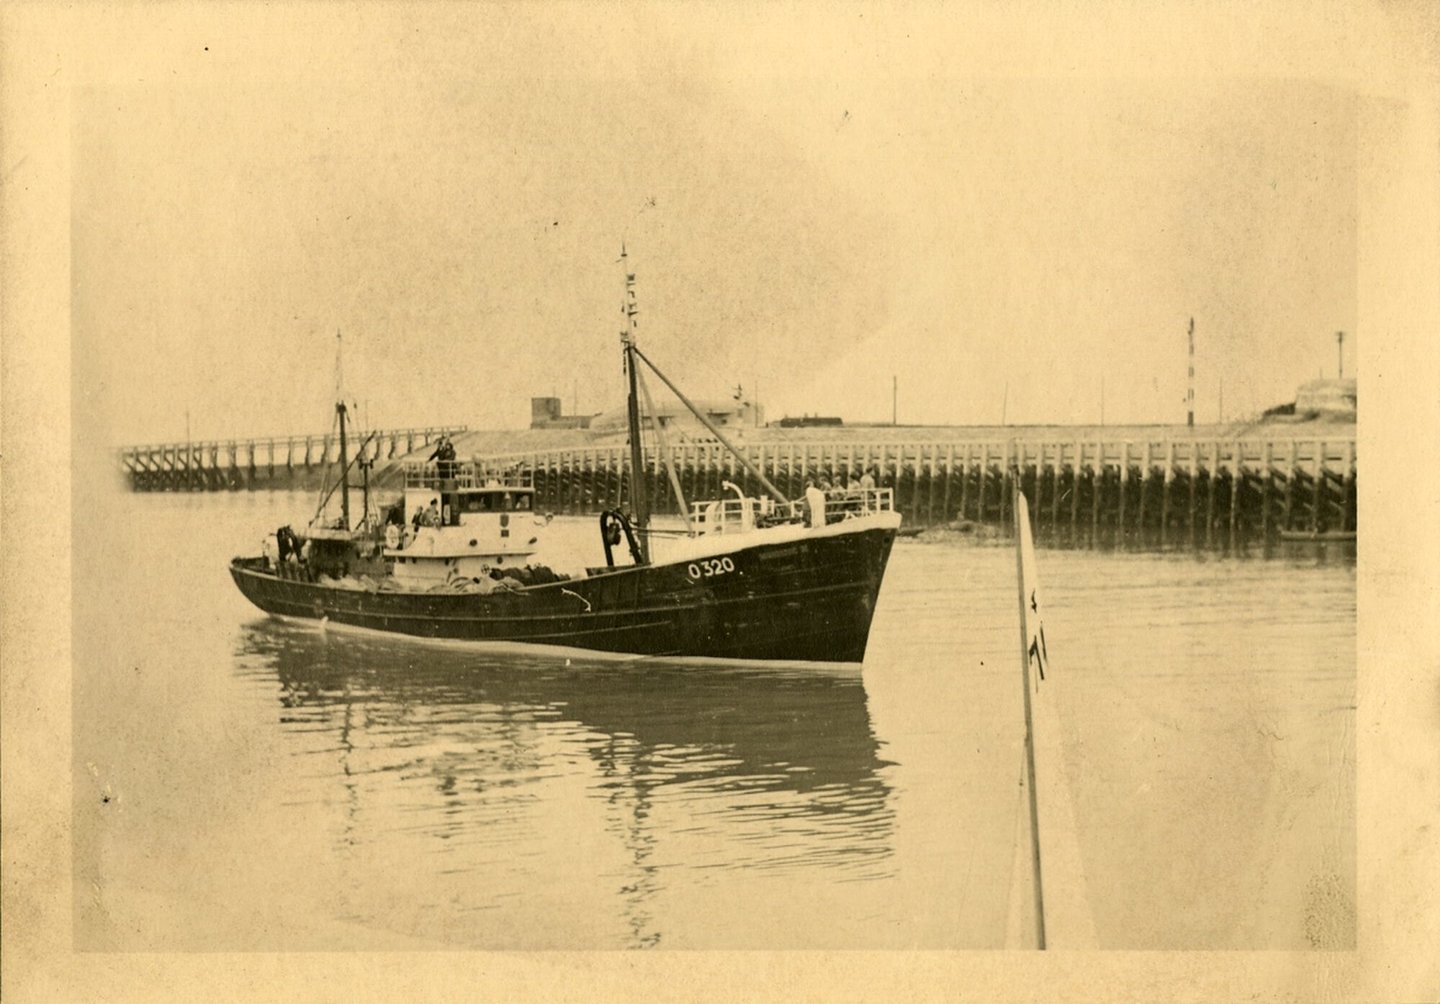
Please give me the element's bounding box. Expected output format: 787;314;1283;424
635;366;695;534
631;345;789;504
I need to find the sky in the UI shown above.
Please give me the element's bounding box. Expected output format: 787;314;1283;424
70;9;1360;445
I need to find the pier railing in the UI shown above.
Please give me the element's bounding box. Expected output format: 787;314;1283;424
118;426;467;492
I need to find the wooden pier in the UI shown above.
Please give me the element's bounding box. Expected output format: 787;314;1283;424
482;435;1357;548
118;426;466;493
118;427;1357;548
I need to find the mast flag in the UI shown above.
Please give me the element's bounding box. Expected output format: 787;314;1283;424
619;246;650;560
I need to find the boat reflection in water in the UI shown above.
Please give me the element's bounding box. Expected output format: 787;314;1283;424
233;620;896;946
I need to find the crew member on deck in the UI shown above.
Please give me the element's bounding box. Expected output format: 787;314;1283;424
275;525;300;576
804;480;826;529
429;436;458;482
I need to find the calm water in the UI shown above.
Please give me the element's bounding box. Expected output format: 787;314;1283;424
73;488;1355;950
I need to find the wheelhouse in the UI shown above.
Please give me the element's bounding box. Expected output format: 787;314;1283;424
401;462;536;527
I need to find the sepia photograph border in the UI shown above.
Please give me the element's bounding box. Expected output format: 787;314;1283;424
3;3;1437;1000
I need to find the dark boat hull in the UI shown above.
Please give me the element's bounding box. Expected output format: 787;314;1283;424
230;525;898;663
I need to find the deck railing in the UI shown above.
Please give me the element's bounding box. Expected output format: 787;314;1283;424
401;461;533;491
687;486;895;534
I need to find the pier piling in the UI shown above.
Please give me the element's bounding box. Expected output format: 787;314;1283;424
120;428;1355;551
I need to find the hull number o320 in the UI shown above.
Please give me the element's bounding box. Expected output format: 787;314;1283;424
687;556;736;579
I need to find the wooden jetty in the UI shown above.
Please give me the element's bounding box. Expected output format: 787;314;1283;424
478;434;1357;548
118;426;466;493
118;426;1357;548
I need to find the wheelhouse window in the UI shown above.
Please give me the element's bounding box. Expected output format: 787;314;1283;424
457;489;536;514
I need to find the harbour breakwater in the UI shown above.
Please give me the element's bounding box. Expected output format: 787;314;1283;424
486;431;1357;548
118;426;467;493
119;425;1356;548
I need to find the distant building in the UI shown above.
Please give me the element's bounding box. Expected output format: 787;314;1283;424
1294;379;1356;418
589;393;765;439
1263;379;1356;422
530;397;595;430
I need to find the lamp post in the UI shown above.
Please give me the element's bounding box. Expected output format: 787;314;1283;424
1186;317;1195;428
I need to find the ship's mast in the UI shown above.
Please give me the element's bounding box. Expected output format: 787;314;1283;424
336;329;350;530
337;404;350;529
620;247;650;562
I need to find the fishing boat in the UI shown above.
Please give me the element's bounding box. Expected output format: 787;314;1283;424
229;258;902;663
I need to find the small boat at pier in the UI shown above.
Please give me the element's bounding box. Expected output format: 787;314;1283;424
229;259;902;663
1277;529;1356;543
